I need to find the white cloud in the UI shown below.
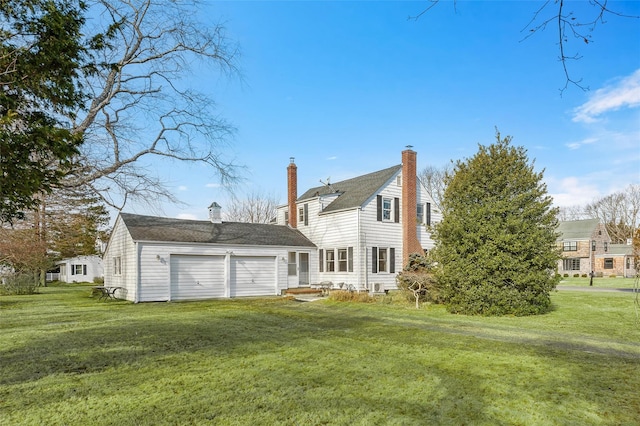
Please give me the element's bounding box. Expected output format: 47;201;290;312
565;137;598;150
572;69;640;123
326;156;337;161
176;213;198;220
549;177;601;207
205;183;221;188
178;185;188;191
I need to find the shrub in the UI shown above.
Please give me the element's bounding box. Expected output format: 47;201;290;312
582;274;588;278
563;273;569;277
93;277;104;284
0;272;40;295
328;290;374;303
609;274;617;278
396;253;441;308
573;274;580;278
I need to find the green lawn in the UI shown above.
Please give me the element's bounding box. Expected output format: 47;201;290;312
559;275;639;289
1;284;639;425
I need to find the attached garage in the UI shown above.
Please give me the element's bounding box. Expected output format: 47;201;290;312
170;255;225;300
230;256;276;297
103;212;316;302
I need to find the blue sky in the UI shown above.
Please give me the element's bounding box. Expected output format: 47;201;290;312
139;1;640;221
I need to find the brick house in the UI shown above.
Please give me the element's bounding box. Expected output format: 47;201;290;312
595;243;637;278
557;219;611;276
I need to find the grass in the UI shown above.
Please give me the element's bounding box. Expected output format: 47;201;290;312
559;275;639;289
1;283;639;425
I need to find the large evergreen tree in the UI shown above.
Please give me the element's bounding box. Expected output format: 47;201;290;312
433;131;560;316
0;0;87;223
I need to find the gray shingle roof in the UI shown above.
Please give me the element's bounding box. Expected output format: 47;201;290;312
120;213;315;247
557;218;600;240
606;244;634;256
298;165;402;213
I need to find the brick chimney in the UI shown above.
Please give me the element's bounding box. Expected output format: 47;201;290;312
287;157;297;228
401;148;423;266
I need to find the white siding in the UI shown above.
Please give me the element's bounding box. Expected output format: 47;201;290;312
170;255;225;300
230;256;277;297
359;181;403;290
135;242;297;301
416;182;442;250
103;216;137;301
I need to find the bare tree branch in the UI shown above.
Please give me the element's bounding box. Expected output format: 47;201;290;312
223;190;280;224
64;0;240;211
412;1;639;94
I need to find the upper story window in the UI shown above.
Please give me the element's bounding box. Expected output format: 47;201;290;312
563;241;577;251
382;198;392;221
417;204;424;224
591;240;596;251
298;207;305;224
377;195;399;223
604;242;608;252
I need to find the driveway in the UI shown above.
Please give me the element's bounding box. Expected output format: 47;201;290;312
556;285;639;293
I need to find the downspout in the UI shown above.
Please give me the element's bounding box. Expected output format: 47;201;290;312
357;207;361;291
135;242;140;303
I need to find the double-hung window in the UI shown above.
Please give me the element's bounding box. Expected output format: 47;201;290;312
113;257;122;275
416;204;424;224
382;198;392;221
563;241;577;251
338;249;348;272
326;249;335;272
378;248;387;272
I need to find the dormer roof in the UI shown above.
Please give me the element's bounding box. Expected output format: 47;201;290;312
297;165;402;213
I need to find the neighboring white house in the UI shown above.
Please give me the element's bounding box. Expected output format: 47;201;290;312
102;206;316;303
57;255;104;283
102;148;440;302
276;148;441;292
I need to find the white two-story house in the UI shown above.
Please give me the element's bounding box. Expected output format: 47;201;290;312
276;148;441;292
103;148;441;302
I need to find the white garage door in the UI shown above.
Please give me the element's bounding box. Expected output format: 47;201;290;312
170;255;225;300
230;256;276;297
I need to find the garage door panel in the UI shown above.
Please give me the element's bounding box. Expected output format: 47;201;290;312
230;256;275;297
171;255;225;300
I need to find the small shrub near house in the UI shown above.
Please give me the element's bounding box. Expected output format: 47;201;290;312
396;253;440;308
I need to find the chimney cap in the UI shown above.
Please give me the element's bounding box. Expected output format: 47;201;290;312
289;157;295;164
